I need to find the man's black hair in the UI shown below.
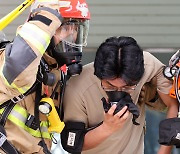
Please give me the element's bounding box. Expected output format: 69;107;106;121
94;36;144;86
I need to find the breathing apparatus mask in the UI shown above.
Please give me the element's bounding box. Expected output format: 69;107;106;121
49;19;89;76
102;91;140;125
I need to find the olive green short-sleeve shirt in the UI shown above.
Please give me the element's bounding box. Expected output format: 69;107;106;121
63;51;172;154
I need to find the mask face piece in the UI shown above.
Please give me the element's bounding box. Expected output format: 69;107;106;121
50;40;83;76
47;19;89;76
55;40;82;54
56;19;89;49
106;91;126;103
104;91;140;125
52;41;82;66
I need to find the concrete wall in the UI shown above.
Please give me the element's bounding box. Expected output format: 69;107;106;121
1;0;180;48
87;0;180;48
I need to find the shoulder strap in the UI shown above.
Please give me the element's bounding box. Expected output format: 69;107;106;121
0;60;46;126
34;82;51;154
0;125;20;154
0;41;10;49
0;100;16;127
0;59;50;153
0;80;39;127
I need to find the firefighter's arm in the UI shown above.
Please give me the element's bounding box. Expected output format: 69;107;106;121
140;76;178;153
155;63;178;118
157;91;178;154
156;67;178;153
0;1;63;97
157;92;178;118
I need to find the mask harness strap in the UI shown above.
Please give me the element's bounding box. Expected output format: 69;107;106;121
58;65;68;120
0;91;36;153
34;81;51;154
0;74;41;154
0;101;20;153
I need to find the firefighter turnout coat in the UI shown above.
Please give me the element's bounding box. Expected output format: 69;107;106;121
0;6;62;153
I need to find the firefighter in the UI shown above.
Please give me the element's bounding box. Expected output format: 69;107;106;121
0;0;90;153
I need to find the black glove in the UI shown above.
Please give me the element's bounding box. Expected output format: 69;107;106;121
159;117;180;148
102;91;140;125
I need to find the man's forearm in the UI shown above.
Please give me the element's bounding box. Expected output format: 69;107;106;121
83;123;113;150
166;101;178;118
158;92;178;153
158;145;173;154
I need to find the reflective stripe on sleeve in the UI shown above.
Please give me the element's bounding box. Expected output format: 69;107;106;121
0;104;51;139
17;23;50;55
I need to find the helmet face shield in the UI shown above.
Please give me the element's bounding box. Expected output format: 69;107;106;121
49;19;89;68
55;40;82;53
57;19;89;50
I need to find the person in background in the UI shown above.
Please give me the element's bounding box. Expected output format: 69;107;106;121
61;36;178;154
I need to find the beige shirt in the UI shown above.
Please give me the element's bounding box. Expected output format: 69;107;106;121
63;51;172;154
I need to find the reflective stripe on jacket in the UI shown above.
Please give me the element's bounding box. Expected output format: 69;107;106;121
0;103;51;139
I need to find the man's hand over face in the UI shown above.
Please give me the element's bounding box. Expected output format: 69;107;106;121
102;105;130;134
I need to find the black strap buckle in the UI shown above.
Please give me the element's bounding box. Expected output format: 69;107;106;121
0;132;6;147
11;94;25;103
25;114;38;130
